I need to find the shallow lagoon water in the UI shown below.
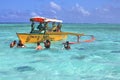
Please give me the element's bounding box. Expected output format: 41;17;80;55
0;23;120;80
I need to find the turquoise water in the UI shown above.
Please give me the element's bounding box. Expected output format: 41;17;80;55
0;23;120;80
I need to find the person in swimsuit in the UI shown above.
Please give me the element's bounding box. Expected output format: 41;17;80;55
36;42;42;50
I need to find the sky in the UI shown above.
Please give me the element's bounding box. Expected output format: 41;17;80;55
0;0;120;23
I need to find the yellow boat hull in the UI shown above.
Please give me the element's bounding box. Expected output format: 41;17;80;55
16;32;68;43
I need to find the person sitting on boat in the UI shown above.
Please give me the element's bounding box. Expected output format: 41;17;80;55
37;22;44;31
36;42;42;50
10;40;17;48
56;23;62;32
64;41;71;50
17;40;25;48
30;21;35;33
44;40;51;49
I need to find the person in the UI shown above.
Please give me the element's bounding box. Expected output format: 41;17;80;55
56;23;62;32
64;41;70;50
10;40;17;48
17;40;25;48
36;42;42;50
43;22;48;33
77;35;80;43
44;40;51;49
30;21;35;33
37;22;43;31
51;22;57;32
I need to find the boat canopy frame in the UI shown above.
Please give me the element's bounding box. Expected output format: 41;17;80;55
30;17;63;23
30;17;63;34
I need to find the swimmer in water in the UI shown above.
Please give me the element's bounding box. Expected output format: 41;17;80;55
36;42;42;50
64;41;71;50
10;40;16;48
17;40;25;48
44;40;51;49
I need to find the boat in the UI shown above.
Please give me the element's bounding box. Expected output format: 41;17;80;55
16;16;94;44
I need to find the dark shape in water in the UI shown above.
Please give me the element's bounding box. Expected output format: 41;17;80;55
113;40;120;42
111;51;120;53
30;60;42;63
76;47;85;50
71;55;86;60
15;66;35;72
97;40;103;41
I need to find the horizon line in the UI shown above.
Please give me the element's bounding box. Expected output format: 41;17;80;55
0;22;120;24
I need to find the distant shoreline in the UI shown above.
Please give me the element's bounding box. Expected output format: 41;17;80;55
0;22;29;24
0;22;120;25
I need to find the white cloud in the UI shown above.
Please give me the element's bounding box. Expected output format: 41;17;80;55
51;10;57;14
0;11;22;19
103;8;109;12
50;2;61;11
79;7;90;16
95;7;110;14
30;12;39;17
9;14;19;18
74;3;90;16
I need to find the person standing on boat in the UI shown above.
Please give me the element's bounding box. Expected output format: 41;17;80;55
56;23;62;32
43;22;48;33
44;40;51;49
30;21;35;33
37;22;43;31
36;42;42;50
